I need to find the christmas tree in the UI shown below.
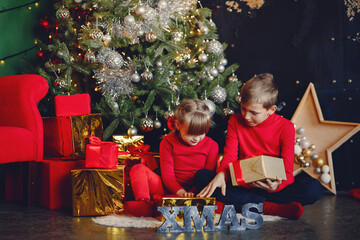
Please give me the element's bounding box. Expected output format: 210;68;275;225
36;0;240;140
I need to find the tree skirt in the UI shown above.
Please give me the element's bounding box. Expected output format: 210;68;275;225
93;213;282;229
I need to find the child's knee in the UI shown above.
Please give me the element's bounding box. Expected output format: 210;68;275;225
130;163;147;175
194;169;214;186
303;179;323;205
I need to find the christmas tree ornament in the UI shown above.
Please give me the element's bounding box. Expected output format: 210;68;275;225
203;99;216;117
54;78;67;88
131;72;141;83
222;107;234;117
158;0;168;8
320;173;331;184
172;31;184;42
170;82;179;92
217;64;225;73
102;34;112;43
140;117;154;132
56;50;64;59
206;40;223;56
297;127;305;134
154;119;162;129
164;106;175;120
207;75;214;82
302;148;311;157
229;73;238;83
209;67;219;77
314;157;325;167
199;24;209;34
294;144;302;155
89;29;104;40
198;52;208;62
104;51;124;70
145;32;157;42
311;153;319;160
210;85;227;104
56;7;70;20
219;58;228;66
84;50;96;63
127;126;138;136
299;138;310;149
36;50;45;60
124;15;135;26
135;5;146;16
141;70;153;82
322;165;330;173
74;0;82;3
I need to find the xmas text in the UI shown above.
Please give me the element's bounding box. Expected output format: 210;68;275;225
157;203;263;232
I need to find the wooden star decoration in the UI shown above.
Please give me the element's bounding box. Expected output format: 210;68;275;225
291;83;360;194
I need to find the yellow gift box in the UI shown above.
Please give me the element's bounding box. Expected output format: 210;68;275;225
71;165;125;216
112;135;144;152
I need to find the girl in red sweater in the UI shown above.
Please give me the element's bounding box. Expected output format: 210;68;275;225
196;73;322;219
123;99;219;217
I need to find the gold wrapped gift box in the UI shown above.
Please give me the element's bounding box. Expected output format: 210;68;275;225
112;135;144;152
71;166;125;216
155;197;216;220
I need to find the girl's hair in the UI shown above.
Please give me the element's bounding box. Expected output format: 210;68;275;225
240;73;278;109
174;99;211;135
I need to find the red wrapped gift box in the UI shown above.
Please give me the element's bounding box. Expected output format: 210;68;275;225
54;93;91;117
43;113;103;158
37;159;85;209
85;137;118;169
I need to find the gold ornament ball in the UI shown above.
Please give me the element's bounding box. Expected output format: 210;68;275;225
296;155;305;164
314;157;325;167
302;148;312;157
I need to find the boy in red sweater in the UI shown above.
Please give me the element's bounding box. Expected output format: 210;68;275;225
196;73;322;219
123;99;219;217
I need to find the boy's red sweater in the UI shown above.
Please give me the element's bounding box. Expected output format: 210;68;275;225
218;113;295;192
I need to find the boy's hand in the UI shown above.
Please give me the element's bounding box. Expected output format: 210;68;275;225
249;176;282;191
197;172;226;197
176;189;194;198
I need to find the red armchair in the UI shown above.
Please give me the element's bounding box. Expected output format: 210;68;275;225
0;74;48;205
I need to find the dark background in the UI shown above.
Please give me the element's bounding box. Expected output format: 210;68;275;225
202;0;359;191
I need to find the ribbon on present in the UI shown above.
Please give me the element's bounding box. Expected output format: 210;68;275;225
85;136;119;169
231;160;246;186
128;144;150;156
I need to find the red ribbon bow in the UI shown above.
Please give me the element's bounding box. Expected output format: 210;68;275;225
128;144;150;156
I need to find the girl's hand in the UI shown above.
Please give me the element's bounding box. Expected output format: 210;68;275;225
176;189;194;197
249;176;282;191
197;172;226;197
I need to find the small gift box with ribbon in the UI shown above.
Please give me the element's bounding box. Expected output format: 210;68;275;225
85;136;119;169
229;155;287;186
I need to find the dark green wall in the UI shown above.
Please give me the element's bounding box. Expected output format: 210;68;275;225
0;0;49;77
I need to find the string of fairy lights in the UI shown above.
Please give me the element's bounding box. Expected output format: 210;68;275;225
0;1;41;66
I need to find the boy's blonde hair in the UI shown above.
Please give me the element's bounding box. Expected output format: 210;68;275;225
240;73;278;109
174;99;211;135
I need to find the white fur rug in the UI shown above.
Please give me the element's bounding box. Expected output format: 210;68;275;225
93;213;282;229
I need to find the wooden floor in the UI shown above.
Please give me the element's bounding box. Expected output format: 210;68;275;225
0;191;359;240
